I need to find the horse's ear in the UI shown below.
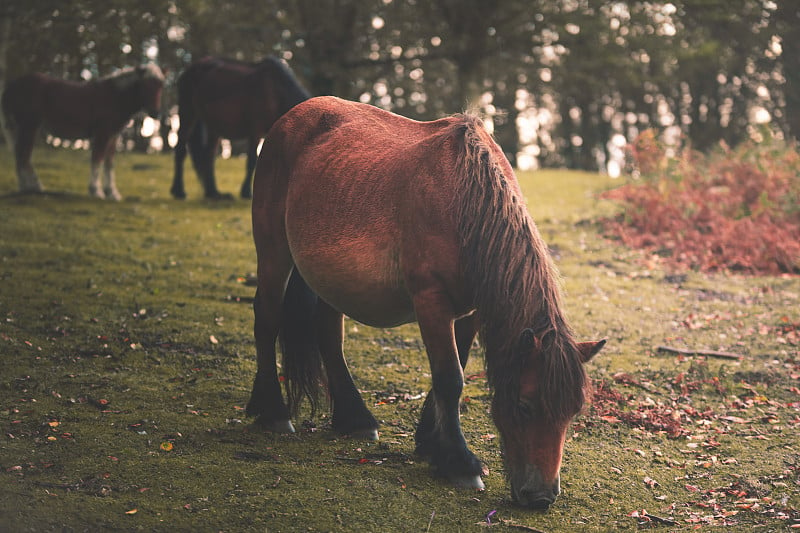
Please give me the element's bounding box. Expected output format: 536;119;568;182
577;339;606;363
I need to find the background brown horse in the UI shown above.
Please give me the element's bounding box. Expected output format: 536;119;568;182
247;96;605;509
170;56;309;200
1;65;164;200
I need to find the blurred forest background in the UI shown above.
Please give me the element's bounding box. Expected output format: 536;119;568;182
0;0;797;173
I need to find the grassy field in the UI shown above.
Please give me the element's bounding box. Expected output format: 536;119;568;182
0;145;797;532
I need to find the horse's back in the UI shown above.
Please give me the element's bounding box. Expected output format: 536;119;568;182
178;56;282;138
2;74;48;115
2;74;88;130
262;96;464;176
179;56;266;97
257;96;468;217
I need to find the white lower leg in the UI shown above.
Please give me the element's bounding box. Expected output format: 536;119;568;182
103;165;121;201
88;162;105;198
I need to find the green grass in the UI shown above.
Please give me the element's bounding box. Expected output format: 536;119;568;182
0;145;798;532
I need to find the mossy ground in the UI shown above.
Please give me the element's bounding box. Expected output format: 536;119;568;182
0;146;797;532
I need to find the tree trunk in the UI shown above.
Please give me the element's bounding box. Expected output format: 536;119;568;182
492;84;519;168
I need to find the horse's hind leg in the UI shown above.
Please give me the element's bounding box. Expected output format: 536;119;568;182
240;137;258;199
197;133;231;200
247;222;296;431
247;284;295;433
13;122;43;192
185;124;227;199
171;117;194;199
248;160;296;430
316;300;379;440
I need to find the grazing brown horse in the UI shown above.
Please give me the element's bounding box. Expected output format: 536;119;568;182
1;65;164;200
247;96;605;509
170;56;309;200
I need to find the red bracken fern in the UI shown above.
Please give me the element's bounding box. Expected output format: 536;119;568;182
602;131;800;275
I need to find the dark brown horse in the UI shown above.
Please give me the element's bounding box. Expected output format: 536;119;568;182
247;96;605;509
1;65;164;200
170;56;309;200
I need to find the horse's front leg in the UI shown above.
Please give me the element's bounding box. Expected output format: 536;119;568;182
415;312;479;461
101;137;122;201
413;290;484;489
88;139;106;199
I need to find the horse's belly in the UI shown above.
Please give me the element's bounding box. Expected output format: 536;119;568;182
42;99;92;139
316;284;416;328
44;120;89;140
202;103;249;139
290;240;416;328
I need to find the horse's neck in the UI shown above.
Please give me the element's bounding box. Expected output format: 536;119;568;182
472;217;567;363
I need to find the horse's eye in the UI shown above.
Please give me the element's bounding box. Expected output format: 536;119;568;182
518;398;537;419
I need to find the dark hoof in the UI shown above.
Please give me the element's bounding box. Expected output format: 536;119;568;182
240;189;252;200
171;189;187;200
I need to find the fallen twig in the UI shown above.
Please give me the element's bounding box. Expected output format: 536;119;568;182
643;513;677;526
333;456;363;462
655;346;743;360
612;372;662;395
426;510;436;532
32;481;80;490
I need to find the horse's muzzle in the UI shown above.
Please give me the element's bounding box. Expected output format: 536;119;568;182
510;467;560;509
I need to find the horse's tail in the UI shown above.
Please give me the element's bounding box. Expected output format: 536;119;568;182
279;267;325;417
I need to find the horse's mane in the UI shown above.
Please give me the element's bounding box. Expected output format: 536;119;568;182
198;56;310;106
259;57;311;106
452;116;587;421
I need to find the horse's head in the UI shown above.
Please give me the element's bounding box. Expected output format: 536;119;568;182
492;330;605;509
136;64;165;118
